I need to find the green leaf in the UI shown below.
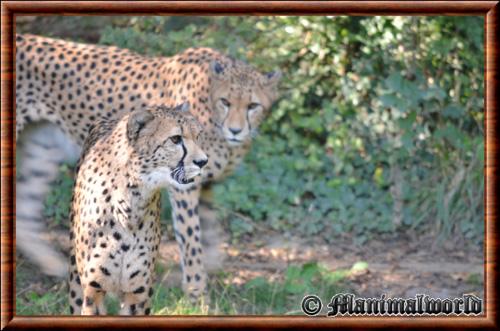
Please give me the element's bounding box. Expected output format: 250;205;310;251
385;72;403;92
442;104;465;118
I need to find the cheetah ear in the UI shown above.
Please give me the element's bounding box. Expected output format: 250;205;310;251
260;69;282;87
174;101;190;113
209;60;229;81
127;109;155;142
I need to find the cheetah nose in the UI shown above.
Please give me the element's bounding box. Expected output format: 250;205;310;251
194;158;208;169
229;127;242;135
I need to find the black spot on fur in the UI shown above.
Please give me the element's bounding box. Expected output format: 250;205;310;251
89;281;102;289
133;286;145;294
130;270;140;279
100;266;111;276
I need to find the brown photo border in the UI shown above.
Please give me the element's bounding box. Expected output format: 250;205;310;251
1;1;497;330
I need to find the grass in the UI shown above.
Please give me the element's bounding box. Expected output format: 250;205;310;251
16;258;70;315
16;261;350;315
16;285;70;315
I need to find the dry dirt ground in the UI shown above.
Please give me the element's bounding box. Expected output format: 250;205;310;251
157;234;484;298
192;208;483;303
212;232;484;301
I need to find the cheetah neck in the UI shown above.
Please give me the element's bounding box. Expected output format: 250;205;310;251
110;168;161;230
105;130;161;224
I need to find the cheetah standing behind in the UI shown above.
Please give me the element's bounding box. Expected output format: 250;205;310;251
69;103;207;315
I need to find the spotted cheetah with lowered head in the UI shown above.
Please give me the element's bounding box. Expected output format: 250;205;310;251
15;34;281;299
69;103;207;315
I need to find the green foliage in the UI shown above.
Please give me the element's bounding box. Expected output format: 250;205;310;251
43;164;75;229
99;17;259;59
215;136;395;243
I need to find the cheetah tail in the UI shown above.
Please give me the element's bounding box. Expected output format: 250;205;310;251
16;123;81;277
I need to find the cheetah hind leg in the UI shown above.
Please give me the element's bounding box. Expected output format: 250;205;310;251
199;186;228;273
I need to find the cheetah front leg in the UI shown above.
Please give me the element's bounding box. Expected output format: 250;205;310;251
81;289;106;315
119;282;153;315
168;185;208;302
69;248;107;316
68;246;84;315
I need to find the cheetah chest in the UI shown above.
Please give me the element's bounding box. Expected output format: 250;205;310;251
76;200;162;296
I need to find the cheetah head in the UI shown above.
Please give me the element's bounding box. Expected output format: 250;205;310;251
209;60;281;146
127;102;208;189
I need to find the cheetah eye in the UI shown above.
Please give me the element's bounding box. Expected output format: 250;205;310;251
170;135;183;145
248;103;261;111
220;98;231;108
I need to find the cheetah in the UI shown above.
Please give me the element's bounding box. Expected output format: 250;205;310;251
15;34;281;298
69;103;207;315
